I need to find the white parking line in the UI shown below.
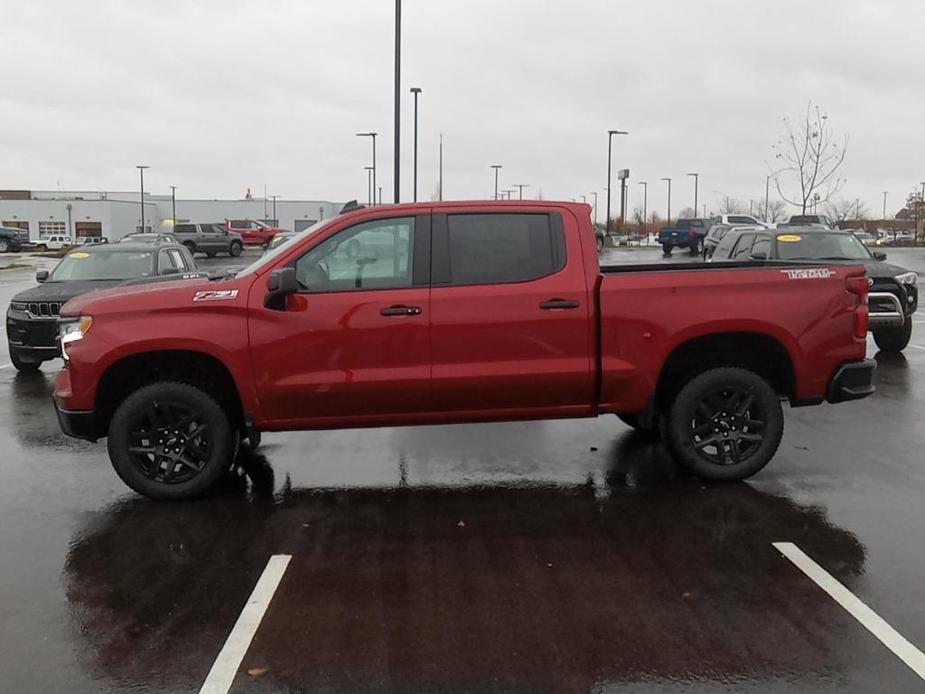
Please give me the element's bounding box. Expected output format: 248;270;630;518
773;542;925;680
199;554;291;694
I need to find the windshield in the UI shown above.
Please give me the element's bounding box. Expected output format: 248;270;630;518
774;232;871;261
49;250;155;281
234;219;332;277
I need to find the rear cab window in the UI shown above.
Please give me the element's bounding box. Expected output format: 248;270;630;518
433;213;565;285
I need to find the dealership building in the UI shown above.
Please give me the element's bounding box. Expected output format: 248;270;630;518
0;189;344;243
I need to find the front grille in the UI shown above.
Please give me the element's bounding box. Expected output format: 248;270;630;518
26;302;61;318
6;317;59;348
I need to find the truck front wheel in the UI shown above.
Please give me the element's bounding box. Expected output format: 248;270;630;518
665;367;783;481
662;244;672;257
872;320;912;353
107;381;237;500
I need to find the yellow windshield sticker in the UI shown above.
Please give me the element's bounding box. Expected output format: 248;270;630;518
69;252;90;258
777;234;802;242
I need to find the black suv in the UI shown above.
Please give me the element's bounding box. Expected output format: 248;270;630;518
710;226;918;352
6;241;197;371
0;225;24;253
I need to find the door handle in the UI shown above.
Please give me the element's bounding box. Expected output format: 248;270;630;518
380;305;422;316
539;299;579;310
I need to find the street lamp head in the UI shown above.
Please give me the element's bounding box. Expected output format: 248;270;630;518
355;132;377;137
686;172;698;177
410;87;422;94
608;130;629;135
660;177;671;182
136;164;149;170
638;181;647;186
490;164;502;169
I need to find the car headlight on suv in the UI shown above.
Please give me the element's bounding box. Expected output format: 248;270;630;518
894;271;918;286
59;316;93;360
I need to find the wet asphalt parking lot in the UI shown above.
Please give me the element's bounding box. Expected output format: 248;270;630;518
2;247;925;693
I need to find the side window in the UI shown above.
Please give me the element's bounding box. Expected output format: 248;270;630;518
750;235;771;260
168;249;188;270
295;217;414;292
729;216;748;224
712;233;738;259
445;213;564;285
158;249;178;272
175;224;195;234
731;233;756;260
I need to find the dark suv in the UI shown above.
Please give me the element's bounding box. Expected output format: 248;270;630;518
0;225;24;253
173;223;244;257
710;226;918;352
6;241;198;371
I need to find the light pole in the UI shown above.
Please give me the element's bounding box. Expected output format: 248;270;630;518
136;165;149;233
765;174;771;221
365;167;374;206
606;129;629;232
438;133;444;201
393;0;401;202
661;177;672;225
686;173;699;217
490;164;502;200
410;87;421;202
356;132;377;205
270;195;279;224
579;194;587;203
855;198;860;221
590;191;598;224
503;189;515;200
882;191;888;220
170;185;177;228
512;183;530;200
638;181;648;240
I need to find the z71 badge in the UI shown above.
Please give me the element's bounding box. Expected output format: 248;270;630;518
193;289;239;302
781;268;833;280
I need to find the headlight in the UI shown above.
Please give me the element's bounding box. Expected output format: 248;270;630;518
9;301;28;313
59;316;93;360
894;271;918;286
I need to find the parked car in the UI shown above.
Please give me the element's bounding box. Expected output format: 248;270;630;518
713;214;768;228
119;232;178;244
778;214;836;230
53;201;873;499
702;224;765;259
75;236;109;246
6;240;198;372
709;226;917;352
657;218;711;256
0;226;24;253
33;235;72;251
173;223;244;257
225;219;289;248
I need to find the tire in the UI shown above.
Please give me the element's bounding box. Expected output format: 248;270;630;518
662;244;672;257
872;320;912;353
617;413;658;437
229;241;242;257
10;352;42;372
665;367;783;481
183;241;196;255
0;239;9;253
107;381;237;500
596;236;605;253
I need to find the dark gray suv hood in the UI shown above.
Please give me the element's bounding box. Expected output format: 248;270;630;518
12;280;123;304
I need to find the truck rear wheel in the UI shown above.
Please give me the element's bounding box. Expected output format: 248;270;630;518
872;320;912;353
229;241;243;257
107;381;237;500
665;367;783;481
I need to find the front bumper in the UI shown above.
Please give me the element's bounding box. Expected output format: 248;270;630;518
53;395;98;442
827;359;876;403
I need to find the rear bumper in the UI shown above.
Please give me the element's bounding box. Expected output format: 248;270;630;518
53;395;99;442
827;359;876;403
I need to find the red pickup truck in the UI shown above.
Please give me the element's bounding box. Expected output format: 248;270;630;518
53;201;875;500
224;219;288;247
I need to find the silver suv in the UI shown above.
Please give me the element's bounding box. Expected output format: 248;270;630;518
173;223;244;257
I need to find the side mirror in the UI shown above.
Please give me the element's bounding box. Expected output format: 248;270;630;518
873;251;887;261
264;267;298;310
160;267;179;275
35;270;49;283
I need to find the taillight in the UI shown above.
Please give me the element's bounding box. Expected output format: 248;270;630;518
846;274;869;339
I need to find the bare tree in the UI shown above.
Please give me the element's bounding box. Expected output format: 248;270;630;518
772;102;847;213
826;198;868;222
763;199;788;223
717;195;747;214
678;207;696;218
632;206;645;226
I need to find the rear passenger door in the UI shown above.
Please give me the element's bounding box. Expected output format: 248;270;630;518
429;209;594;415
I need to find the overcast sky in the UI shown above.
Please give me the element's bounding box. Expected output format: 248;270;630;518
2;0;923;217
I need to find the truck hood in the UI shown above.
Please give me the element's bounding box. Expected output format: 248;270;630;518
59;275;237;317
12;280;124;305
808;258;908;280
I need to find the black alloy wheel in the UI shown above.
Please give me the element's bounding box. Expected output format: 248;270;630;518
108;382;236;499
666;367;783;480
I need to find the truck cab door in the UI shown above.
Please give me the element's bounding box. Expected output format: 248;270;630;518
429;209;595;416
248;213;432;426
